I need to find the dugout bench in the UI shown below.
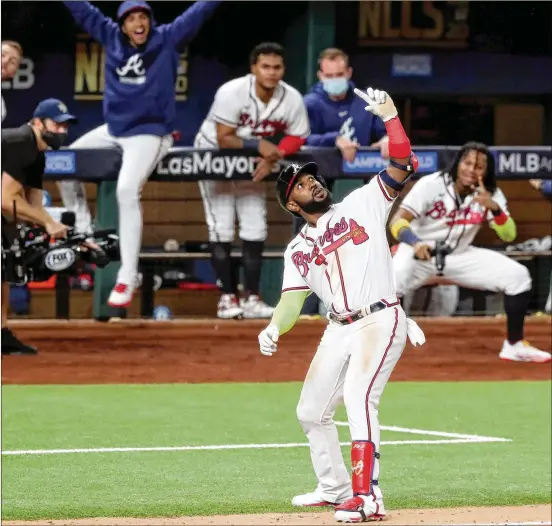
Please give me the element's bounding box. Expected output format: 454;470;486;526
41;145;552;320
48;249;551;319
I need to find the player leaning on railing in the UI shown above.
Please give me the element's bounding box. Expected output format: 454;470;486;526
258;88;426;523
388;142;551;363
58;0;220;309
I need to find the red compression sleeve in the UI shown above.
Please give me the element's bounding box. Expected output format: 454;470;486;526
278;136;306;156
384;117;411;158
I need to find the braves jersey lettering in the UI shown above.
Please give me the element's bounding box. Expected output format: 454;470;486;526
281;174;396;315
401;171;509;251
194;74;310;148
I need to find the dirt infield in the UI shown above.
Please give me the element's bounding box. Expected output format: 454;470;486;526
3;505;551;525
2;317;551;525
2;316;551;385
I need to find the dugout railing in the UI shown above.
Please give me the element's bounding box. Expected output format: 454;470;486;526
42;145;552;320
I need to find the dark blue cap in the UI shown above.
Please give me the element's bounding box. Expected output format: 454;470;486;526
117;1;153;22
33;98;77;123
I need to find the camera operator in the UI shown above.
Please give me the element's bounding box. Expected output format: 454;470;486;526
388;142;551;363
1;98;77;355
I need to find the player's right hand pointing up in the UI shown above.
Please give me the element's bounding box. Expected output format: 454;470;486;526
354;87;398;122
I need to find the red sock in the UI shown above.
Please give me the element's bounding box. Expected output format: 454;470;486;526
351;440;378;496
384;117;411;159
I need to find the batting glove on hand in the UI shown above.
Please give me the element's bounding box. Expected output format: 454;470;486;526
354;87;398;122
258;324;279;356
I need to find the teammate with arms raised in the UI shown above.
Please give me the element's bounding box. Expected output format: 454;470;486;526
258;88;426;523
389;142;551;363
194;43;310;319
59;0;219;308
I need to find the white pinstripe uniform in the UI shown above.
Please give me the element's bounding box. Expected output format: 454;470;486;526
194;73;310;243
280;175;423;504
393;171;531;299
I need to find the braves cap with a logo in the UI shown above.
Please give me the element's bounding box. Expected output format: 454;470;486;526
117;0;153;23
33;98;77;123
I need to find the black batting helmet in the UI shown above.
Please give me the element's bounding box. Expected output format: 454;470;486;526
276;162;327;217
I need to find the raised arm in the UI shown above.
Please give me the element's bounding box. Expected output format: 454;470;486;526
354;87;418;197
162;1;221;51
473;180;517;243
63;1;118;45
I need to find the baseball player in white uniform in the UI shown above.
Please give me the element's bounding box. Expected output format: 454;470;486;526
258;88;426;523
194;42;310;319
389;142;551;363
1;40;23;122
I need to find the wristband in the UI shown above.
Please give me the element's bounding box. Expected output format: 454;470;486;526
492;208;509;225
242;139;259;150
397;227;421;246
379;169;403;191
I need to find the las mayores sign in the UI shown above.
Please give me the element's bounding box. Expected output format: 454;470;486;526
43;146;552;182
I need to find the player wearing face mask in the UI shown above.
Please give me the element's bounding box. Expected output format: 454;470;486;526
298;48;390;316
303;48;389;162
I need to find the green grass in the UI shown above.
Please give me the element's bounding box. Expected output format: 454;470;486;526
1;381;551;520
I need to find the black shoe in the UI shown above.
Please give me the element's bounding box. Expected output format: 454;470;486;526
1;327;38;356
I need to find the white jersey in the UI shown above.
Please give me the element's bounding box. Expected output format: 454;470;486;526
281;175;398;315
2;94;6;122
400;171;509;253
194;74;310;147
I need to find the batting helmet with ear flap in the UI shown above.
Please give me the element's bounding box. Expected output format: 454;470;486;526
276;162;328;217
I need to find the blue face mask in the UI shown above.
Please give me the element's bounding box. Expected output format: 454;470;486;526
322;77;349;96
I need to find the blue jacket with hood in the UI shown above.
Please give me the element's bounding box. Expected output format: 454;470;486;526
304;81;387;147
64;1;220;138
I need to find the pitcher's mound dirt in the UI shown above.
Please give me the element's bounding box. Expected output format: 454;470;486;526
3;505;551;525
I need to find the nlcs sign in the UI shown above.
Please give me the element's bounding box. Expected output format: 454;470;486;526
358;0;469;48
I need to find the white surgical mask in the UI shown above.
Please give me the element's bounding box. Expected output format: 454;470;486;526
322;77;348;96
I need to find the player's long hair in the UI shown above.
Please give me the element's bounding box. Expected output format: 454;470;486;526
448;141;497;193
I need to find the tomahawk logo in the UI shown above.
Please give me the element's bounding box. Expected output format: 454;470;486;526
44;248;75;272
116;54;146;85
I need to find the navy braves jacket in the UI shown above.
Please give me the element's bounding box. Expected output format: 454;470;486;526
304;81;387;147
64;1;219;138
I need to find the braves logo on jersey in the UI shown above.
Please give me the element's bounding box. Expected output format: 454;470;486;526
426;200;485;226
238;113;287;138
292;217;369;277
116;53;147;85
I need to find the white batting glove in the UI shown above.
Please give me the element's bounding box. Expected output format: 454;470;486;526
258;324;279;356
353;87;398;122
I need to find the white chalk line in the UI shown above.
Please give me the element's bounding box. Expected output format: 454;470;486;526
336;421;512;442
2;424;511;456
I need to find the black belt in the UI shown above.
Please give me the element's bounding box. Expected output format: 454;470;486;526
328;300;390;326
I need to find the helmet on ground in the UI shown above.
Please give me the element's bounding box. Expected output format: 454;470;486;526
276;162;327;217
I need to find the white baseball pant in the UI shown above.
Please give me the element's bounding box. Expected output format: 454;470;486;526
393;243;532;297
198;180;267;243
58;124;173;286
296;303;408;503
